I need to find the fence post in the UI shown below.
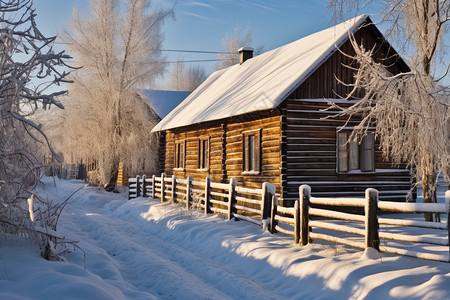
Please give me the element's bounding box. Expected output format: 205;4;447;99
204;177;211;214
270;195;278;234
261;182;275;221
141;175;147;197
186;176;192;210
136;175;141;198
294;200;300;244
160;173;165;203
152;175;156;199
299;184;310;246
227;177;237;220
365;188;379;251
446;190;450;261
171;175;177;203
128;177;134;200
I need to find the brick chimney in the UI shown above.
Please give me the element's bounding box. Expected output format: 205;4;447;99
239;47;253;64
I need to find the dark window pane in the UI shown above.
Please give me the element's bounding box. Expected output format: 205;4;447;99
337;132;348;172
361;133;374;172
249;135;255;171
349;140;359;170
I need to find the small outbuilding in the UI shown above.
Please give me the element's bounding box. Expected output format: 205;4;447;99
151;15;412;205
117;90;191;185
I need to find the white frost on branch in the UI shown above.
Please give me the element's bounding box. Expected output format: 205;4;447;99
216;26;263;70
0;0;74;259
166;58;206;91
332;34;449;217
59;0;173;190
327;0;449;222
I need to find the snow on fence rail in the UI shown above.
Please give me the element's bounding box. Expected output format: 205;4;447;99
128;175;152;199
129;173;275;226
130;175;450;262
270;186;450;262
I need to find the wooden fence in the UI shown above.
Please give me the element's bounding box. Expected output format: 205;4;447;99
130;173;275;225
270;185;450;262
129;174;450;262
128;175;152;199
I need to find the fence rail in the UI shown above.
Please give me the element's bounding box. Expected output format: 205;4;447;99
270;185;450;262
130;173;275;226
129;174;450;262
128;175;152;199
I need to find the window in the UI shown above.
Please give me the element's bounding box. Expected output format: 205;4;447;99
198;137;209;169
243;130;261;173
337;131;374;172
360;133;375;172
174;140;185;169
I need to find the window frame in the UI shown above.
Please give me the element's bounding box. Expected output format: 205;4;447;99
198;137;210;170
174;140;186;170
336;129;375;173
242;129;261;174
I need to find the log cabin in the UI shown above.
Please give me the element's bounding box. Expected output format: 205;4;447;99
151;15;412;206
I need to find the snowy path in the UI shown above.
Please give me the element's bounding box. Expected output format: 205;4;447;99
62;186;290;300
11;177;447;300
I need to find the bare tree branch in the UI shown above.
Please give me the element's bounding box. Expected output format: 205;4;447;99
0;0;73;257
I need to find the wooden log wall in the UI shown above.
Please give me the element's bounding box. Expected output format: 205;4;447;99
158;131;166;174
225;115;283;193
279;23;411;205
289;22;409;100
281;98;410;204
164;114;284;197
117;162;127;186
165;122;224;183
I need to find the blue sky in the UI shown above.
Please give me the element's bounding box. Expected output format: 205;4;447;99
33;0;448;83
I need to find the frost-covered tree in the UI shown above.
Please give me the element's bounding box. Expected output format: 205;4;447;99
216;26;263;70
166;58;206;91
328;0;450;221
61;0;172;190
0;0;73;257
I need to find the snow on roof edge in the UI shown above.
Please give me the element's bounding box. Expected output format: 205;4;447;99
152;15;369;133
152;98;358;132
274;15;369;110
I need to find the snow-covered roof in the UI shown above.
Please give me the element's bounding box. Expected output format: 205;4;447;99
152;15;368;132
141;90;191;119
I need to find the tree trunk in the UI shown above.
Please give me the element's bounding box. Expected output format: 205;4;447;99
422;171;439;222
104;160;119;192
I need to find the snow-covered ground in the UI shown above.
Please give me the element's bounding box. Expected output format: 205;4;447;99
1;177;449;299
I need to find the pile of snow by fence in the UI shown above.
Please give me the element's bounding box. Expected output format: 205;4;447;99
1;177;450;299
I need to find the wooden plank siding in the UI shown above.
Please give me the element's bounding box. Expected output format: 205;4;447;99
164;113;284;196
280;22;411;204
117;162;128;186
165;122;224;183
158;131;166;174
289;23;407;100
281;99;410;204
225;115;282;193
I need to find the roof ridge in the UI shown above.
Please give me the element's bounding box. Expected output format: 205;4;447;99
152;15;370;132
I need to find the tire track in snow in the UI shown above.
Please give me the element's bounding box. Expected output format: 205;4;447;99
67;202;287;300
